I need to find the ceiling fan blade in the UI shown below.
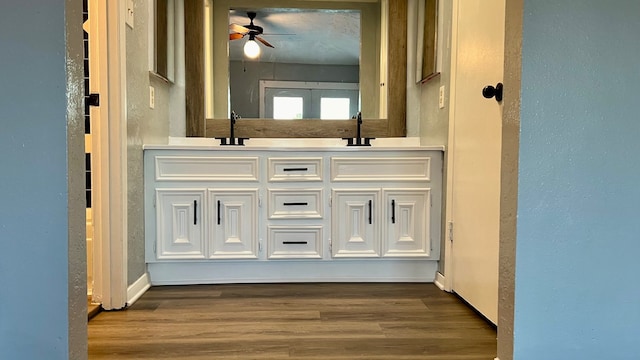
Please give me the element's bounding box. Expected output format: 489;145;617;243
255;36;275;48
229;33;244;41
229;23;249;34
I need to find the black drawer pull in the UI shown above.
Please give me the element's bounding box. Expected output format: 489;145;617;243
391;199;395;224
368;200;373;224
194;200;198;225
283;167;308;172
217;200;221;225
283;202;308;206
283;241;308;245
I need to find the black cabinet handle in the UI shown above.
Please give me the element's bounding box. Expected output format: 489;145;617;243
368;200;372;224
194;200;198;225
283;241;308;245
283;202;308;206
217;200;221;225
391;199;395;224
283;167;308;172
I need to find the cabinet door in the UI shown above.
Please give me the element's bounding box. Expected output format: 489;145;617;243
156;189;206;259
383;189;430;257
208;189;259;259
331;189;381;258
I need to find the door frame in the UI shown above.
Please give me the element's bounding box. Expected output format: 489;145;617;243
90;0;128;310
440;0;462;292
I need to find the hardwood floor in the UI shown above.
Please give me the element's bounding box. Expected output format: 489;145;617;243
88;283;496;359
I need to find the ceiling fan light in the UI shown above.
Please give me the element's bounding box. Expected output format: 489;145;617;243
244;39;260;59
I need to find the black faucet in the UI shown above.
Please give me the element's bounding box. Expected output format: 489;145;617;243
216;111;248;146
343;112;375;146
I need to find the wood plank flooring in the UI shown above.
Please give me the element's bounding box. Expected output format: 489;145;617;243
88;283;496;359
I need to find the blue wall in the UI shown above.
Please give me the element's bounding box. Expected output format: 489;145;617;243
0;1;75;358
515;1;640;358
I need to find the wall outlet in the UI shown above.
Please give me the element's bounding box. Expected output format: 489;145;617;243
439;85;445;109
149;86;155;109
126;0;134;28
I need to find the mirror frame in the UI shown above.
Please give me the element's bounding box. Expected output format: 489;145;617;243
184;0;407;138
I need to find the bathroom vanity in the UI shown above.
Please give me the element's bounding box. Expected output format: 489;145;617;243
144;137;444;284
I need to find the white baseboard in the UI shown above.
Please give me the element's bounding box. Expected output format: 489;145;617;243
147;260;439;285
434;271;446;290
127;272;151;307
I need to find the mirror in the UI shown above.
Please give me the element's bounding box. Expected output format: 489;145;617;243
184;0;408;137
226;8;373;120
210;1;380;121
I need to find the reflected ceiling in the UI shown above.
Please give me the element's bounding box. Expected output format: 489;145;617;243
228;8;360;65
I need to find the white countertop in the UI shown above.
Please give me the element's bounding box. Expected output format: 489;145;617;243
143;137;445;152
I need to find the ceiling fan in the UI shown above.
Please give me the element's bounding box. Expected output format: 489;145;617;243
229;11;275;58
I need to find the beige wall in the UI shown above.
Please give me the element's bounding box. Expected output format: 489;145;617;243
126;0;171;286
416;0;453;274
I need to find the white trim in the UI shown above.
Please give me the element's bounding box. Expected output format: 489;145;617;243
92;0;128;310
434;271;447;291
90;0;108;307
127;272;152;306
441;0;461;294
148;261;439;285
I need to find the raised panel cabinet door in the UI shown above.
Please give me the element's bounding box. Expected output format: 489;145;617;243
208;189;259;259
331;189;381;258
156;189;206;259
383;189;431;257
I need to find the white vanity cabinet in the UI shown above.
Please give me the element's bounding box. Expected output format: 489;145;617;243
331;189;381;257
265;157;326;260
330;156;434;259
208;189;259;259
144;139;443;284
382;189;431;257
331;188;432;258
155;189;206;259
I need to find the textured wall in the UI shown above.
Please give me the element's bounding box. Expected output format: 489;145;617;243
0;0;86;358
418;0;451;146
417;0;452;275
514;1;640;358
126;0;171;286
418;1;453;275
498;0;522;358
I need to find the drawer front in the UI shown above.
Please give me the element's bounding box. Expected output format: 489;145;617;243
268;226;323;259
268;158;323;182
331;157;431;182
268;189;323;219
155;156;259;182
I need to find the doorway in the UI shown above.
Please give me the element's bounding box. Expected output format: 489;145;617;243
83;0;101;316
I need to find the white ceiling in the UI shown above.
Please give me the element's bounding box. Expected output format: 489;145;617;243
228;8;361;65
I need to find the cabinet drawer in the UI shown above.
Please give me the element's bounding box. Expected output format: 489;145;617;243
268;189;323;219
268;226;323;259
155;156;259;181
331;157;431;182
268;158;323;182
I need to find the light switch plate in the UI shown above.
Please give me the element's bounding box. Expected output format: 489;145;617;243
149;86;155;109
126;0;134;28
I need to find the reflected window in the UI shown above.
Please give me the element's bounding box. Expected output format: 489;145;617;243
261;80;358;119
273;97;303;120
321;98;351;120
